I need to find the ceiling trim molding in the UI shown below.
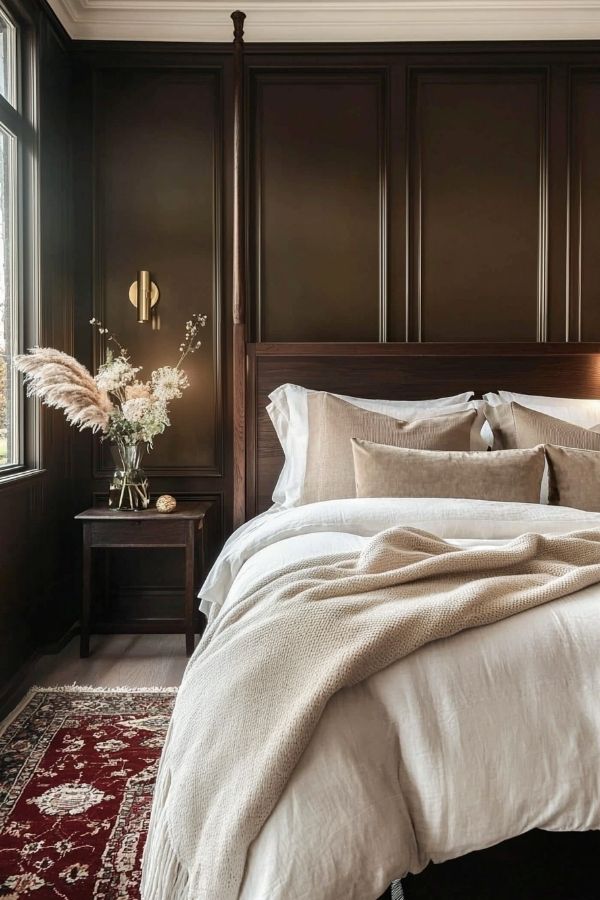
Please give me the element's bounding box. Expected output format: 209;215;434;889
46;0;600;43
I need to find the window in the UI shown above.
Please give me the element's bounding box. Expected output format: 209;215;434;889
0;4;29;472
0;9;16;105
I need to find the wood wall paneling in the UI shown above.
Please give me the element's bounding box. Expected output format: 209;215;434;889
89;65;227;622
408;69;548;342
546;63;569;342
93;68;223;476
0;7;80;698
388;61;408;343
251;71;387;342
568;70;600;341
35;17;83;645
7;36;600;689
0;481;36;690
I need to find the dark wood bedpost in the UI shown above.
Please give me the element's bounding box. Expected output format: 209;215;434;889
232;9;247;529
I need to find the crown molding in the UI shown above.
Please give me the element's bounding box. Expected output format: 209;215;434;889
45;0;600;43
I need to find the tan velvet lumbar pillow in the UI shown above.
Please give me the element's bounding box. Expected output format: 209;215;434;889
484;402;600;451
302;393;478;504
351;439;545;503
545;444;600;511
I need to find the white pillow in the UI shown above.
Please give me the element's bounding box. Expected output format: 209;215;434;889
268;384;484;508
483;391;600;429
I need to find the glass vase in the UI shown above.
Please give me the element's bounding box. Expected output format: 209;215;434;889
108;442;150;511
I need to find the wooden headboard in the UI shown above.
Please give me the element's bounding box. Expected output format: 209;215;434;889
243;342;600;518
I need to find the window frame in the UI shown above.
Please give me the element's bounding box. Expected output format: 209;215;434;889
0;0;40;484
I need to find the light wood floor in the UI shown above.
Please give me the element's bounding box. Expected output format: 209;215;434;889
30;633;189;688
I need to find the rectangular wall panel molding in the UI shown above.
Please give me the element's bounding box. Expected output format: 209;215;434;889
407;68;549;343
92;68;224;477
250;70;388;343
568;69;600;342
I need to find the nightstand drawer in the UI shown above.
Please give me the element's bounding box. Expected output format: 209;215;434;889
89;519;188;547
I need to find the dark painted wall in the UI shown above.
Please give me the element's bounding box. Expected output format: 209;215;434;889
245;47;600;345
68;47;233;623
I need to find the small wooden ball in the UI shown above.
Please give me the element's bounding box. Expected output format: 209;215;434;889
156;494;177;514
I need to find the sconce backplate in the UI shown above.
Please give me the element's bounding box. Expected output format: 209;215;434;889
129;281;160;308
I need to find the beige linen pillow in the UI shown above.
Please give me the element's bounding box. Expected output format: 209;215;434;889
302;393;477;504
351;439;545;503
484;402;600;450
545;445;600;512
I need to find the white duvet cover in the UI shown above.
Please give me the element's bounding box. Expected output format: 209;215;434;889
199;499;600;899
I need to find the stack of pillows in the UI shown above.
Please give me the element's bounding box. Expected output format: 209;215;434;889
267;384;600;511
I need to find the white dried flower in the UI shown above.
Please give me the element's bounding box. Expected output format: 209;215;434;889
113;396;170;444
151;366;189;401
95;356;140;393
121;397;152;423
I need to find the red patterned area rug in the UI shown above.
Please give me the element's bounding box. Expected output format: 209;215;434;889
0;686;176;899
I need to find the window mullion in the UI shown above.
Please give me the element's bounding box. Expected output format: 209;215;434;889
0;93;24;140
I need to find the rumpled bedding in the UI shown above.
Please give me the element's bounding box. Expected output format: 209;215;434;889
173;499;600;899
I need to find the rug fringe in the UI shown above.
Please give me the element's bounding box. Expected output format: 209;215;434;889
391;879;405;900
1;685;178;735
29;684;179;694
141;764;189;900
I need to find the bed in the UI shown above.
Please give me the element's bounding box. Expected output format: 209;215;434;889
143;497;600;898
141;14;600;900
141;348;600;900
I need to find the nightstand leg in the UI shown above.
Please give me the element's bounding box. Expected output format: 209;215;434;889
185;524;196;656
80;525;91;658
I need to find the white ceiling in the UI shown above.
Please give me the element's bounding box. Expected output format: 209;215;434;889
46;0;600;43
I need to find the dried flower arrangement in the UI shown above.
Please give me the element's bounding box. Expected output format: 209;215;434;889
14;314;207;509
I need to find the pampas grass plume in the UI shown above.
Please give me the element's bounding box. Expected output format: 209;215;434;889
14;347;113;433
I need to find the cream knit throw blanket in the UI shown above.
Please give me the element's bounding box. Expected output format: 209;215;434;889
142;526;600;900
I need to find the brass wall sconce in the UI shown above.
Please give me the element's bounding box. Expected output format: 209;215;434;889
129;270;160;329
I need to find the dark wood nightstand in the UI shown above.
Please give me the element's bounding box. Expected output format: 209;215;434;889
75;501;215;659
